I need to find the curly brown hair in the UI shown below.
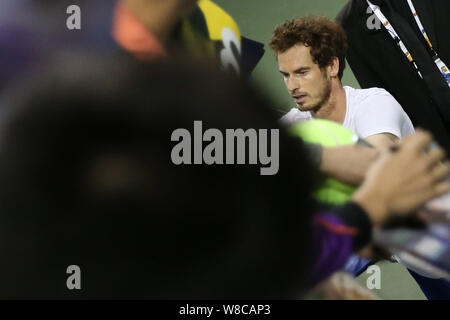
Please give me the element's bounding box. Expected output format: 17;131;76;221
269;16;348;80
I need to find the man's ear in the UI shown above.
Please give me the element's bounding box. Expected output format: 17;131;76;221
328;57;340;78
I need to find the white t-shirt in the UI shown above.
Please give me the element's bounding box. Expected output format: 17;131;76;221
280;86;415;139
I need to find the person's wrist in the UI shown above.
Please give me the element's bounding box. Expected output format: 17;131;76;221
351;185;389;226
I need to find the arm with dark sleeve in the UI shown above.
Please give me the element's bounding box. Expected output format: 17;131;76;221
307;201;373;286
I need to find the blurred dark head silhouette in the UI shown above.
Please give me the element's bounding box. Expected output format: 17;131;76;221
0;53;317;299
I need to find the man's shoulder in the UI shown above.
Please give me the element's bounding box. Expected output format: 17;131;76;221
279;108;313;126
345;86;395;103
345;86;403;114
344;87;414;138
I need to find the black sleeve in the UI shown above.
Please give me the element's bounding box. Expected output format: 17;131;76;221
334;201;373;251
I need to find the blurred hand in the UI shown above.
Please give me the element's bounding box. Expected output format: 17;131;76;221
315;272;381;300
352;130;450;226
320;144;379;186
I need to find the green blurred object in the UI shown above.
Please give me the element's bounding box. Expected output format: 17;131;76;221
289;119;358;205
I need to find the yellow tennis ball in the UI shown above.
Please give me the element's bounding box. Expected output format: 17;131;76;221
289;119;358;205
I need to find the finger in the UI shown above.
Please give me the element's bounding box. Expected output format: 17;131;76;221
397;181;450;213
401;130;433;153
425;148;447;168
430;162;450;182
433;181;450;198
419;181;450;203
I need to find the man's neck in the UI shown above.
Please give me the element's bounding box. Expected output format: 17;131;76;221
312;80;346;124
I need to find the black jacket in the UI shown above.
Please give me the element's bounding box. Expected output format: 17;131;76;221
337;0;450;151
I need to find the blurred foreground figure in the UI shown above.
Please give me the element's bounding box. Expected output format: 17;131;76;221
0;55;317;299
0;54;447;299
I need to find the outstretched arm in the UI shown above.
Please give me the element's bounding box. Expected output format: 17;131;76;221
320;144;379;186
365;132;399;151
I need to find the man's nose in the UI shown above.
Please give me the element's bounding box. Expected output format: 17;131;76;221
286;77;299;93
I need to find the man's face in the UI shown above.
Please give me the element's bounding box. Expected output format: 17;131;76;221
277;44;331;112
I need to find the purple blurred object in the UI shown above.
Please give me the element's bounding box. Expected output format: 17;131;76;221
0;0;117;90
